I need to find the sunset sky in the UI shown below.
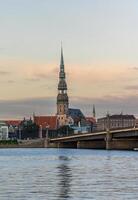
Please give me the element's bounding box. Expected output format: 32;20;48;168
0;0;138;119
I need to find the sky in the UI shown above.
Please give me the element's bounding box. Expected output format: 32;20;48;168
0;0;138;119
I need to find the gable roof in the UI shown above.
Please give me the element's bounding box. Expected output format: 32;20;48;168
34;116;57;130
5;120;21;127
68;108;85;119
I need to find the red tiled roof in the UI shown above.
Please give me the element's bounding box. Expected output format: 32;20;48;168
34;116;57;130
5;120;21;127
86;117;96;123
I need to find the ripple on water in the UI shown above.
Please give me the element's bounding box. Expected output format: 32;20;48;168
0;149;138;200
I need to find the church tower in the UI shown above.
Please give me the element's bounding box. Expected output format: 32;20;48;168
93;104;96;118
57;46;69;126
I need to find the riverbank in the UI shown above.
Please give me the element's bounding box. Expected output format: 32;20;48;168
0;139;45;148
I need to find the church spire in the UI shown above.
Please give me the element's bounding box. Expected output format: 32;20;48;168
59;45;65;79
93;104;96;118
60;45;64;71
57;45;69;124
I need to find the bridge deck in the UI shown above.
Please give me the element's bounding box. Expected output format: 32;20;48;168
50;127;138;142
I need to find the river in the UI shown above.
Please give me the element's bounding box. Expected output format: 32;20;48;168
0;148;138;200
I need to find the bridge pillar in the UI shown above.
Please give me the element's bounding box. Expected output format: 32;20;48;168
106;130;113;150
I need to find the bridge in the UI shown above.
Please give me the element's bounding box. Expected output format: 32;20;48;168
46;127;138;150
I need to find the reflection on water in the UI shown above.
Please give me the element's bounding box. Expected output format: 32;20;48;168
57;156;72;199
0;149;138;200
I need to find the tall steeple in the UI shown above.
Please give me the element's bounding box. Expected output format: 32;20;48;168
57;46;69;126
60;46;64;71
93;104;96;118
59;46;65;79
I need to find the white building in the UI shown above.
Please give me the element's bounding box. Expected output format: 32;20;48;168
0;121;9;140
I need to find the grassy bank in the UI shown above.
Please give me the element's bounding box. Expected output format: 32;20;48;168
0;140;18;145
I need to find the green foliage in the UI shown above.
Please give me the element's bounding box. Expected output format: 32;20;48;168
0;140;18;145
20;119;39;139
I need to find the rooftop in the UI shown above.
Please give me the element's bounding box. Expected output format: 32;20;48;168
98;114;136;120
5;120;21;127
34;116;57;130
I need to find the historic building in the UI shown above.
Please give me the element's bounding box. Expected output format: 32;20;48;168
57;47;69;127
5;120;21;139
0;121;9;140
86;117;97;132
32;47;93;136
57;48;92;132
34;115;58;138
97;114;136;131
56;47;88;129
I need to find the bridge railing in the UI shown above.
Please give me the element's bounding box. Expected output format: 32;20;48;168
48;129;105;139
48;126;137;139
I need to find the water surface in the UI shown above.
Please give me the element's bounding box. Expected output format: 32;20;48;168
0;148;138;200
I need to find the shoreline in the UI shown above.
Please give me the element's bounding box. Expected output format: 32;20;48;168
0;139;45;148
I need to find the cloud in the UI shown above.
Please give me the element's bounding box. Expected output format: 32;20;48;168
34;73;49;79
131;67;138;70
0;97;56;119
0;95;138;119
25;78;40;82
22;63;57;82
52;67;59;74
67;64;127;87
125;85;138;90
7;80;15;84
0;71;11;75
0;59;138;101
70;95;138;117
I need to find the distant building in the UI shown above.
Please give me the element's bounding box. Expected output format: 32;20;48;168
67;108;88;133
5;120;21;139
86;117;97;132
56;47;88;132
68;108;86;126
135;119;138;128
19;118;39;139
97;114;136;131
0;121;8;140
34;115;58;138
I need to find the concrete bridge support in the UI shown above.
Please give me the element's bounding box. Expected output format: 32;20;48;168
105;130;138;150
107;139;138;150
57;142;77;148
77;140;106;149
106;131;113;150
